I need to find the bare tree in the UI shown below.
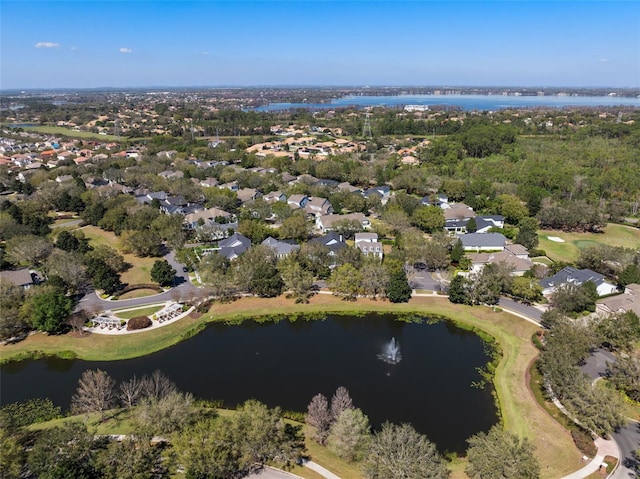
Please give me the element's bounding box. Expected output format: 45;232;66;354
71;369;117;420
330;386;354;421
119;375;143;408
66;311;88;335
306;393;331;444
140;370;177;401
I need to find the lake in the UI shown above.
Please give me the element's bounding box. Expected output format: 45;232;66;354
253;94;640;112
0;313;497;453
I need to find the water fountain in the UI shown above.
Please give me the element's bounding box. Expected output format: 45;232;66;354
378;337;402;364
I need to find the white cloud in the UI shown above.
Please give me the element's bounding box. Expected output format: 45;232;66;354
70;46;78;51
35;42;60;48
600;58;608;63
119;47;133;54
201;52;209;55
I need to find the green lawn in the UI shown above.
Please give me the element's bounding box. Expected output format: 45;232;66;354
538;223;640;263
22;125;121;141
114;306;163;320
80;225;157;286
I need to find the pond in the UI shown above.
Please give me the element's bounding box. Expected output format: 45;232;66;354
0;313;498;453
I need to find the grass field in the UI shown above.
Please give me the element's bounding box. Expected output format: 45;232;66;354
538;223;640;263
114;306;163;320
22;125;121;141
0;294;583;478
80;225;156;286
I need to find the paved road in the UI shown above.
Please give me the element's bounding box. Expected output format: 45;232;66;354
408;269;439;291
498;297;543;323
75;249;199;314
581;349;638;479
246;467;302;479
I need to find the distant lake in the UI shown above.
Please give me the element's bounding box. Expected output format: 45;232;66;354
253;94;640;112
0;313;497;453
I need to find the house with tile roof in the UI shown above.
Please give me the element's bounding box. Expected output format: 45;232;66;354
596;284;640;316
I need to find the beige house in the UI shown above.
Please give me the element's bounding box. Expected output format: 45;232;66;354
596;284;640;316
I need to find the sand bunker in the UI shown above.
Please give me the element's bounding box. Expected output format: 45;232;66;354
547;236;566;243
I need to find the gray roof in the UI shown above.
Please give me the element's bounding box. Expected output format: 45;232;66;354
460;233;507;248
540;267;607;289
262;237;300;256
0;268;36;287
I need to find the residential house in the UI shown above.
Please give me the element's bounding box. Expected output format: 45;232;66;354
316;213;371;234
262;237;300;259
218;233;251;261
309;232;347;256
263;190;286;204
363;186;391;205
596;284;640;316
158;170;184;180
540;267;618;297
444;203;475;220
184;207;232;229
467;244;533;276
287;194;309;209
237;188;261;203
199;178;219;188
304;197;333;217
445;215;505;235
219;181;239;192
338;182;362;194
460;233;507;252
354;232;383;259
0;268;41;289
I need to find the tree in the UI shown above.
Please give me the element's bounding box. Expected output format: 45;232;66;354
466;426;539;479
279;213;310;241
515;217;539;250
329;263;362;300
86;258;122;296
361;261;390;299
232;399;304;470
412;205;445;233
248;257;283;298
465;216;477;233
96;436;170;479
331;386;354;421
448;275;471;305
450;239;465;264
45;249;88;294
608;356;640;402
120;229;163;257
306;393;332;445
0;425;25;479
549;282;597;314
0;279;28;340
619;264;640;288
24;289;72;333
150;259;176;287
327;408;371;462
386;269;412;303
135;391;194;436
28;422;99;479
363;422;449;479
279;256;315;303
510;276;543;304
119;375;144;409
85;245;126;273
140;370;178;401
498;194;529;224
5;234;52;266
175;417;240;479
71;369;117;420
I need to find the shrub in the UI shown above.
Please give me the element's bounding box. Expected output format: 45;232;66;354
126;316;152;331
571;428;597;457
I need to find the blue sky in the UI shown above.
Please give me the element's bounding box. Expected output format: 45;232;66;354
1;1;639;89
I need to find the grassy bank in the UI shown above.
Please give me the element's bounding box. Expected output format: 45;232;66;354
1;294;582;477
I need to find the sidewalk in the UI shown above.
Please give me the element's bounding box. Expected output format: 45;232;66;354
560;437;619;479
